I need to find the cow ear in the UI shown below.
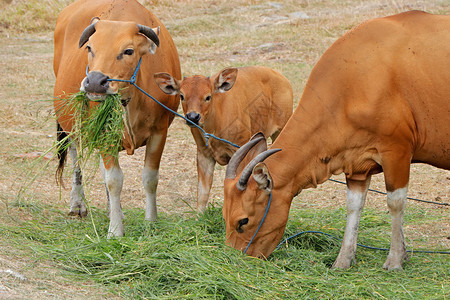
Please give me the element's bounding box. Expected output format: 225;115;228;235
252;162;273;194
154;72;180;95
214;68;238;94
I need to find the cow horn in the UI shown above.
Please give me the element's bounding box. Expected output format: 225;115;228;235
225;133;265;179
79;23;96;48
236;149;282;191
137;24;160;47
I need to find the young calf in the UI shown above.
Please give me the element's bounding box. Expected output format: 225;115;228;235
155;66;293;211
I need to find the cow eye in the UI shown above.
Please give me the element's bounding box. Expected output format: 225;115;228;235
180;94;185;101
124;49;134;56
86;46;94;57
236;218;249;233
205;95;211;102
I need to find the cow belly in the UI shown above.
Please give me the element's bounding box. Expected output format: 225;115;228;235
412;148;450;170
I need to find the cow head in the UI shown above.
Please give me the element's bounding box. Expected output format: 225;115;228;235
154;68;238;127
223;133;287;258
78;19;160;101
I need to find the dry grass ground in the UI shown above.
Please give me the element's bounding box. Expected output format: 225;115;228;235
0;0;448;298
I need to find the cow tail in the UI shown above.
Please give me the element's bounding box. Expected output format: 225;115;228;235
55;121;68;187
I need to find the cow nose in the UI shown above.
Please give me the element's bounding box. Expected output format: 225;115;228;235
185;112;201;125
84;71;110;94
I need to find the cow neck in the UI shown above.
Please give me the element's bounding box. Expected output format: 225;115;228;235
266;86;346;202
206;94;244;143
202;108;216;137
118;59;144;152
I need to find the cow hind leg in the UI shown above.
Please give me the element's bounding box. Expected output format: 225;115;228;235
101;156;124;238
381;150;410;270
332;177;371;269
143;166;159;221
143;131;167;221
68;144;88;217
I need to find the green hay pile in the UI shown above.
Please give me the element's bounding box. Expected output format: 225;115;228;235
63;91;125;161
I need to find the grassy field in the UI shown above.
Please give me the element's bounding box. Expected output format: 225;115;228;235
0;0;449;298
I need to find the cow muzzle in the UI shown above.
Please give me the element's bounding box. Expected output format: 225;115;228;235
185;111;201;127
81;71;113;101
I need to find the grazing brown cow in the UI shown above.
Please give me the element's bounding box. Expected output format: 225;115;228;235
154;66;293;211
53;0;180;237
223;11;450;270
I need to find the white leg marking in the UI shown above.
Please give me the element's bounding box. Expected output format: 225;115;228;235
332;180;370;269
143;167;159;221
196;153;215;213
143;133;163;221
100;156;119;218
197;182;209;213
383;186;408;270
102;159;124;238
68;144;87;217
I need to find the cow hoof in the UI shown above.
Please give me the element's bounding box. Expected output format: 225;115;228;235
79;208;88;218
107;231;124;239
68;208;88;218
331;253;356;269
383;263;403;271
383;252;407;270
331;260;351;270
68;210;78;217
145;211;157;222
145;216;157;222
383;260;404;271
197;205;207;214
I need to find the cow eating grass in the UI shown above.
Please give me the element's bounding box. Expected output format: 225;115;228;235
222;11;450;270
53;0;181;238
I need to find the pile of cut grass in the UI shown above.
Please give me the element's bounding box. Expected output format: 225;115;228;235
58;91;125;163
2;203;448;299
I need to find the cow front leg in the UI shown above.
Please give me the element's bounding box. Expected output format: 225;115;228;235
101;155;124;238
68;143;88;217
332;177;371;269
143;131;167;221
99;156;124;219
196;149;216;212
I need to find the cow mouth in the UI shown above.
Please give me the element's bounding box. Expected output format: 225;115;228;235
85;92;108;102
185;121;202;128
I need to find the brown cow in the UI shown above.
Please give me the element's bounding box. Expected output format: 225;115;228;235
154;66;293;211
223;11;450;270
53;0;180;237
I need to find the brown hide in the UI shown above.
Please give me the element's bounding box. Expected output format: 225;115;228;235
223;11;450;267
54;0;181;155
181;66;293;163
155;66;293;211
53;0;180;235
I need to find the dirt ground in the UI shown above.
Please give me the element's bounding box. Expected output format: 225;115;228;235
0;0;448;298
